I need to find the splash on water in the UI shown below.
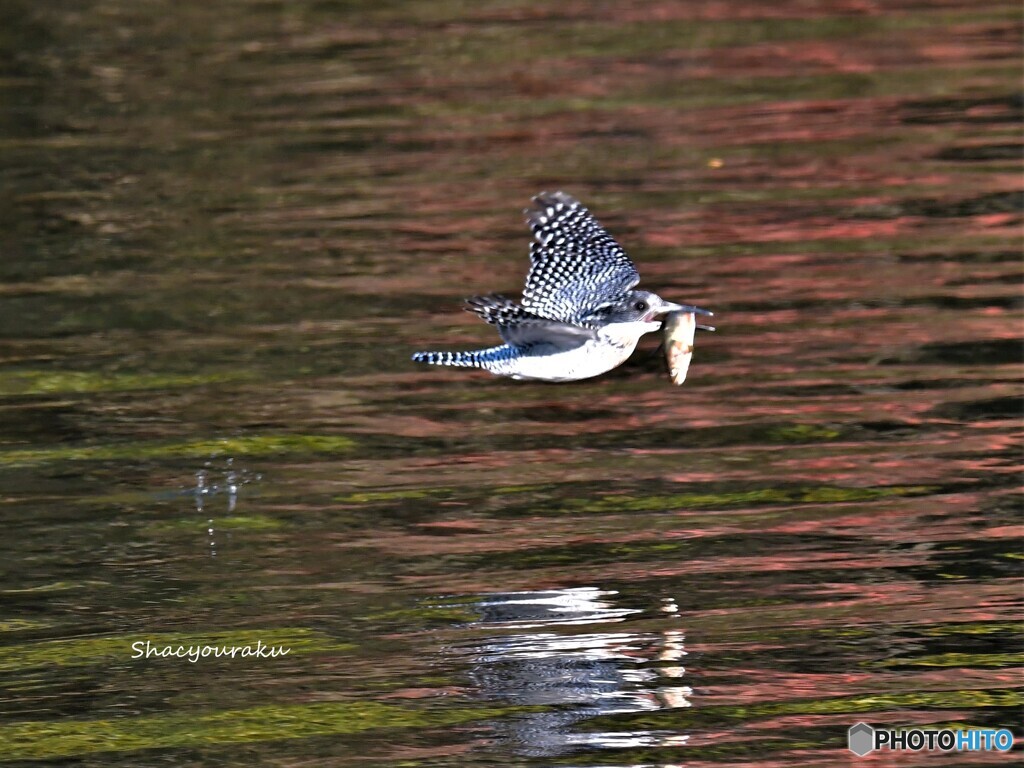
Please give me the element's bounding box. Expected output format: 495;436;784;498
189;458;262;556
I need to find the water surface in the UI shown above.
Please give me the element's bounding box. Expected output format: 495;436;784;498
0;1;1020;765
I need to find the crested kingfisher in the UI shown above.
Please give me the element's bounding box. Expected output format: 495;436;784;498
412;191;713;382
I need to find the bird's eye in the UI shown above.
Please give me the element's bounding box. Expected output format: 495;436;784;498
634;301;648;312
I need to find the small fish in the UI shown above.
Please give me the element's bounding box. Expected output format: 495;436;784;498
663;311;708;385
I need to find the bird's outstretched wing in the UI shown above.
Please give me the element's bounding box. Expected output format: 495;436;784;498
521;191;640;325
466;294;596;348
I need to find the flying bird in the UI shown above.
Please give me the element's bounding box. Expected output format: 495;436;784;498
412;191;712;381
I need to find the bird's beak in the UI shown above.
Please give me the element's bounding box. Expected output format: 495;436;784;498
657;301;716;331
658;301;714;317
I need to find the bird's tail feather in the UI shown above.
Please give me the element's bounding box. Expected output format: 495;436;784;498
411;345;517;369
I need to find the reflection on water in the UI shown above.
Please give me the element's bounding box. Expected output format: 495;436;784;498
0;0;1020;764
470;588;641;628
451;589;691;757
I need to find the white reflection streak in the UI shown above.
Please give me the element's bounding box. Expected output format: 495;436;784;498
477;631;647;662
475;587;641;629
564;730;691;749
451;588;693;756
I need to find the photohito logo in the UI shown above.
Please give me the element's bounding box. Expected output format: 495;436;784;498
848;723;1015;756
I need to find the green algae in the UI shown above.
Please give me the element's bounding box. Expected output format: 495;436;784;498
920;621;1023;637
0;581;92;595
361;606;480;627
335;489;440;503
579;688;1023;732
0;434;356;467
335;484;539;504
0;629;353;673
0;700;533;760
0;619;50;633
490;484;547;494
0;370;251;396
766;424;842;442
874;652;1024;669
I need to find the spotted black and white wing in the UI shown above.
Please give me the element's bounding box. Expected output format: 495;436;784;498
465;294;596;348
521;191;640;325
